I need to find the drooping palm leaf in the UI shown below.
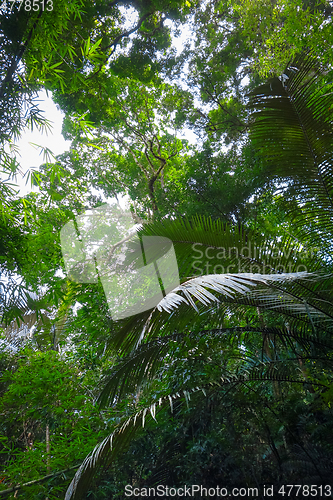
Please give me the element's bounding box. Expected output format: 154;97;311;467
156;272;321;313
98;322;333;409
65;357;332;500
65;386;208;500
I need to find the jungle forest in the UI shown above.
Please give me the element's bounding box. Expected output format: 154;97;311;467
1;0;333;498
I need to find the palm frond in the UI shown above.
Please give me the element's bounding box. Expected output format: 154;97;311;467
99;319;333;410
0;278;30;325
66;362;330;500
1;287;71;350
107;216;332;352
65;386;207;500
248;51;333;253
156;272;315;313
111;271;333;355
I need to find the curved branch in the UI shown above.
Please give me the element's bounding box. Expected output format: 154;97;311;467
0;465;79;498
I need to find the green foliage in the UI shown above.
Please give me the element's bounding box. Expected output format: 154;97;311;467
62;53;333;499
0;349;107;499
231;0;333;75
1;0;333;497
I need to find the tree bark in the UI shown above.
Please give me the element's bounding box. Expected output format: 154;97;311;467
46;424;50;474
45;423;50;500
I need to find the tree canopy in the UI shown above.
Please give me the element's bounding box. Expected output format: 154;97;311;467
1;1;333;499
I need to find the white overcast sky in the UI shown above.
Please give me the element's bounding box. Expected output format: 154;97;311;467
14;90;71;195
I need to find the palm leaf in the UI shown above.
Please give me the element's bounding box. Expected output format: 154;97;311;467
65;360;331;500
98;321;333;409
248;51;333;253
65;386;207;500
107;216;333;352
156;272;319;314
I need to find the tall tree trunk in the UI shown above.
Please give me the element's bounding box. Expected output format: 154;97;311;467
46;424;50;473
45;423;50;500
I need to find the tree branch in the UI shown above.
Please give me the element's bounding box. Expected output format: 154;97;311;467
87;11;153;80
108;131;150;179
0;9;44;100
203;87;247;129
0;465;79;497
